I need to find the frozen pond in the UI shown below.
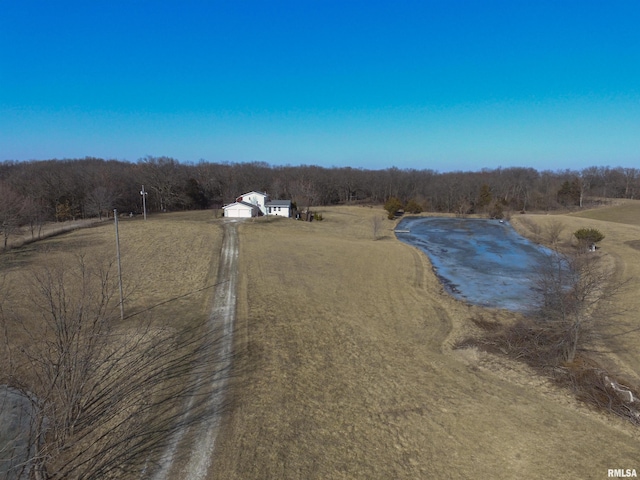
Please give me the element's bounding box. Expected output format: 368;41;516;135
0;386;35;480
396;217;556;312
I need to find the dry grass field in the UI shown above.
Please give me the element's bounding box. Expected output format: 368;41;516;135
213;204;640;480
0;210;222;331
0;211;227;477
510;202;640;384
2;204;640;479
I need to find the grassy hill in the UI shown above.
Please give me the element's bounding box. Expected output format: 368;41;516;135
214;205;640;479
2;206;640;479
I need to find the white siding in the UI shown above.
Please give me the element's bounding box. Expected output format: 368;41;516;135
268;206;291;217
237;192;269;215
223;203;255;218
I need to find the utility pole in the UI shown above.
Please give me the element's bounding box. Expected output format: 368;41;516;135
114;209;124;321
140;185;148;220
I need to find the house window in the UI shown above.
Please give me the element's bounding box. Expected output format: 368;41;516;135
268;207;271;213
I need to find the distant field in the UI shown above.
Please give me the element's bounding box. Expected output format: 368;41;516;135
2;206;640;479
570;198;640;226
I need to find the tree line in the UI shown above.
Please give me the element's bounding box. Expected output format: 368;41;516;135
0;157;638;235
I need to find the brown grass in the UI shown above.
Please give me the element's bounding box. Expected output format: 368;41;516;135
3;206;640;479
571;198;640;226
213;205;640;480
511;204;640;381
0;210;223;365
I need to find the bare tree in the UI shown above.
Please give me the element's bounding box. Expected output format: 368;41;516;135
137;157;188;212
85;186;117;220
20;197;47;241
621;167;639;199
0;257;232;479
545;219;565;246
527;248;622;364
289;178;319;211
4;158;640;219
0;182;26;250
455;198;472;217
537;170;562;211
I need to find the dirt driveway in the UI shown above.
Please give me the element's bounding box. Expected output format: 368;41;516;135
153;220;239;480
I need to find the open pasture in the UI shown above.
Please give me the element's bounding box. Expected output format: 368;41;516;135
2;205;640;479
213;205;640;480
0;211;225;478
0;210;222;333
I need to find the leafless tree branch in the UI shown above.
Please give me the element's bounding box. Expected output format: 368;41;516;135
0;257;234;479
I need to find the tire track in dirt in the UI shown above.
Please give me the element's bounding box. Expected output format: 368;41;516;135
408;244;452;351
428;303;453;352
151;220;239;480
409;248;425;288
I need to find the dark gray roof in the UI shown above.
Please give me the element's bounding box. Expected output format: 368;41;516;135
266;200;292;207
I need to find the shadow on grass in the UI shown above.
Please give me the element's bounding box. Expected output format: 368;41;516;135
0;221;109;272
624;240;640;251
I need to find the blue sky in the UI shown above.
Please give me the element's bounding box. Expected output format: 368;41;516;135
1;1;639;171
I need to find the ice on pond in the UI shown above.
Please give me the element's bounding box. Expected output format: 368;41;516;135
0;386;35;480
396;217;557;312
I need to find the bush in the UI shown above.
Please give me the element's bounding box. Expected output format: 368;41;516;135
384;197;403;219
489;202;504;219
405;199;423;214
573;228;605;245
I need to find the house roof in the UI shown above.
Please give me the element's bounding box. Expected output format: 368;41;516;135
223;201;259;210
239;191;268;198
266;200;292;207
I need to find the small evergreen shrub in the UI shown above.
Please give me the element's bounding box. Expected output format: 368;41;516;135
384;197;403;219
405;199;423;214
573;228;605;245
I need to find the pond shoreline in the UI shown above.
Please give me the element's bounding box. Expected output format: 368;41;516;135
0;385;35;480
395;216;557;312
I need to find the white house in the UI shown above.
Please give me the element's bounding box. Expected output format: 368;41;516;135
224;191;294;218
266;199;292;217
235;191;270;216
222;201;260;218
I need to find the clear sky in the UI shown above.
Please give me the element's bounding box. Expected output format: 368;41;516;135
1;1;639;172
